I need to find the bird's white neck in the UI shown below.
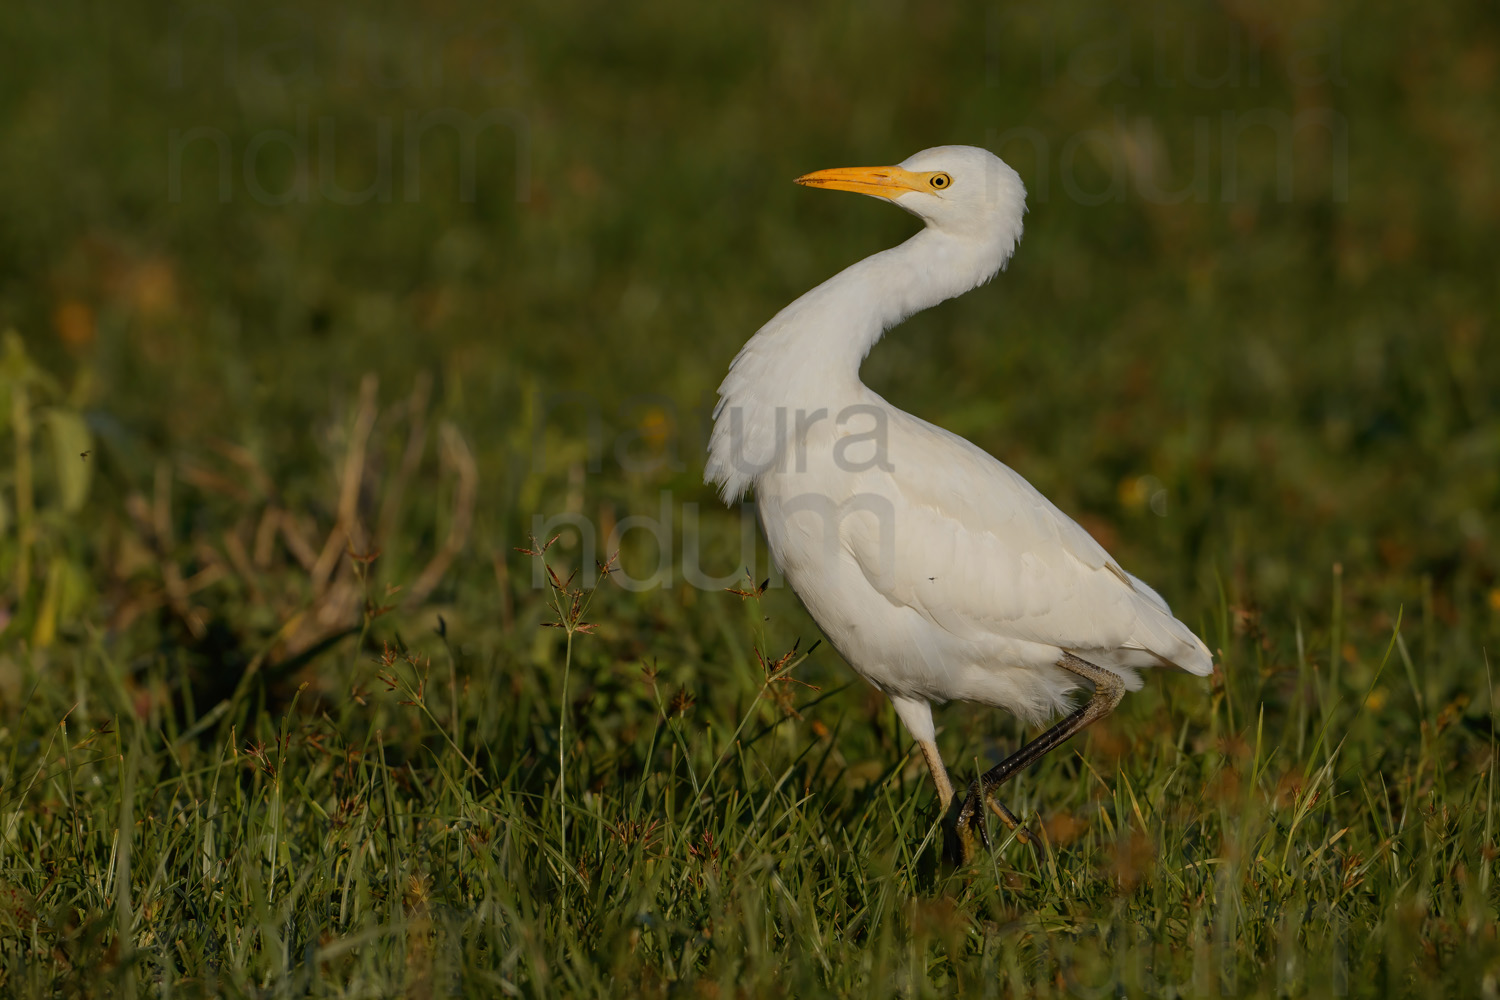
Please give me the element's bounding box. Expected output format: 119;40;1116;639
707;225;1016;500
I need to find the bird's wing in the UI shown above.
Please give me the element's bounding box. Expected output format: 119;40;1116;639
838;411;1212;675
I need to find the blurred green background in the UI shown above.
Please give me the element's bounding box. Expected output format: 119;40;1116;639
1;0;1498;993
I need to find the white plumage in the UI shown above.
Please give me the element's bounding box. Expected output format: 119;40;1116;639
707;145;1211;858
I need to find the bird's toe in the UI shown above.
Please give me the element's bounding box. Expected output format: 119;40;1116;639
984;796;1037;849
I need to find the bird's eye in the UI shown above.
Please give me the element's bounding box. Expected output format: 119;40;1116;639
929;173;951;190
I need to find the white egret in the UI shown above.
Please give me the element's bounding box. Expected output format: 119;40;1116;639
706;145;1212;861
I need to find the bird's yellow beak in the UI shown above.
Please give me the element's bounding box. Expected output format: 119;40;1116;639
794;165;931;199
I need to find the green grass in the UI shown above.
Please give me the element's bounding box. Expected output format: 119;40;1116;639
1;0;1499;995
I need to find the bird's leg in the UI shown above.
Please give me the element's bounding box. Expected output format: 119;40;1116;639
951;653;1125;864
920;739;989;867
917;739;955;811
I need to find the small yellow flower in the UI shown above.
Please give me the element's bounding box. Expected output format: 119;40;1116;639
1117;475;1149;511
640;407;672;449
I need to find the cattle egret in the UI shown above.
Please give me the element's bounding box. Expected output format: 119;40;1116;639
706;145;1212;862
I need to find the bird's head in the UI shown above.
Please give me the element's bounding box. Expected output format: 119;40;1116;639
795;145;1026;248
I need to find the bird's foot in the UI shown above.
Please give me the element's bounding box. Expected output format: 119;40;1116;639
947;779;1035;864
948;780;991;865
